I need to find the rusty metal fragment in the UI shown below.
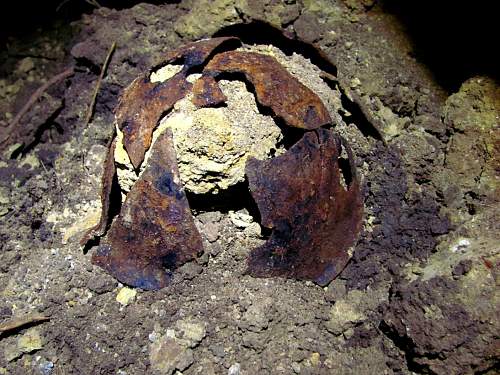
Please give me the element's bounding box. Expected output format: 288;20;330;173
192;75;227;108
92;129;203;290
81;138;117;246
204;51;332;129
245;128;363;285
156;36;240;68
115;72;191;169
116;37;241;169
89;37;364;289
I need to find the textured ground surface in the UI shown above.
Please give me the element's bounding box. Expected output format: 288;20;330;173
0;1;498;374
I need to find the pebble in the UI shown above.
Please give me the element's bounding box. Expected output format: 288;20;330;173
116;287;137;305
310;352;320;366
17;57;35;74
149;335;194;375
228;363;240;375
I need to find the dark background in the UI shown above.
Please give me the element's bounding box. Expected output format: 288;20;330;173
0;0;497;92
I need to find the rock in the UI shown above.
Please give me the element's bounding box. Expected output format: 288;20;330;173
324;280;347;303
159;79;282;194
175;318;206;348
241;297;273;332
197;211;222;224
17;57;35;74
4;328;43;362
325;286;388;335
242;331;267;351
17;328;43;353
149;335;194;375
209;343;225;358
0;187;9;216
228;363;240;375
243;222;261;238
87;275;116;294
294;12;322;43
438;77;500;226
179;262;203;280
309;352;321;367
203;222;220;242
32;356;54;375
229;210;254;229
116;287;137;305
174;0;241;39
149;318;206;374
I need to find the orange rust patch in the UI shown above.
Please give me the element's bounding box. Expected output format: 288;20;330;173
192;75;227;108
245;129;363;285
116;37;241;169
204;51;332;129
92;129;202;290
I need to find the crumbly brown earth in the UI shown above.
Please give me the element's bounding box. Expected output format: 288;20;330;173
0;2;498;375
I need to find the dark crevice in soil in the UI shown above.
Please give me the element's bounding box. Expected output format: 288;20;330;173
18;106;65;157
83;167;122;254
335;85;385;143
0;1;180;45
474;363;500;375
213;21;338;78
379;320;434;374
186;178;262;224
338;156;354;187
380;0;499;92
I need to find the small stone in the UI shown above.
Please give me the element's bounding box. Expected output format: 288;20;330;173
203;222;220;242
150;335;194;374
175;318;206;348
343;327;355;339
350;77;361;89
116;287;137;305
151;64;184;83
242;297;273;331
209;343;225;358
149;331;160;343
291;362;301;373
293;13;322;43
34;356;54;375
310;352;320;366
243;222;261;238
228;363;240;375
21;154;40;169
451;238;471;253
229;211;254;228
324;280;347;303
452;259;473;278
209;242;223;257
5;328;43;361
17;328;43;353
17;57;35;74
87;276;116;294
3;143;23;159
180;262;203;280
